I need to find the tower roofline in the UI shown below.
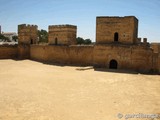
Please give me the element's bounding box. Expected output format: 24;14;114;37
96;16;138;20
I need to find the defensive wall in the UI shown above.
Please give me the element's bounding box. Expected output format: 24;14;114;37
0;16;160;74
0;45;18;59
30;45;93;66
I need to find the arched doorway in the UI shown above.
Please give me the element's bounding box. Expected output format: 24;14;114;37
109;60;118;69
114;32;118;42
55;38;58;45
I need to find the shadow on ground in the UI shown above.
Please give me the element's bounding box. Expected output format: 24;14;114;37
11;59;159;75
94;68;138;74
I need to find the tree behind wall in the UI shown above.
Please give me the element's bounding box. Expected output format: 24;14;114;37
38;29;48;43
76;37;92;45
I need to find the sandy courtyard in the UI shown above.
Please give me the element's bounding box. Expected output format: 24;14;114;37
0;59;159;120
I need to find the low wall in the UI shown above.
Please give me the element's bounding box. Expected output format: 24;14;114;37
30;45;93;66
0;45;18;59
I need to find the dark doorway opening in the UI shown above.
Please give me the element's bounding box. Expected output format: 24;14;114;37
114;32;118;42
30;39;33;44
55;38;58;45
109;60;118;69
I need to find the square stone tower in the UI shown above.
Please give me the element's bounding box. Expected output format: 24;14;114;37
96;16;138;44
18;24;38;59
48;24;77;45
18;24;38;44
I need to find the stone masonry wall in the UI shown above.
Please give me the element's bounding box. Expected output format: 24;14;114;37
93;44;153;73
151;43;160;53
0;45;18;59
30;45;93;66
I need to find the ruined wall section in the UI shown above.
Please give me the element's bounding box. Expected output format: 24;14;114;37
30;45;93;66
48;25;77;45
96;16;138;44
0;45;18;59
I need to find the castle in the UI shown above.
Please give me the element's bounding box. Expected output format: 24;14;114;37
0;16;160;73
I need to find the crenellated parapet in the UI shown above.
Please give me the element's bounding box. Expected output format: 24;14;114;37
49;24;77;28
49;24;77;33
18;24;37;33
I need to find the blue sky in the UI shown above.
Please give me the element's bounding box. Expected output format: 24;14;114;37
0;0;160;42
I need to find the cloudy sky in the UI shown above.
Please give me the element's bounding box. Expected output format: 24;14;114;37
0;0;160;42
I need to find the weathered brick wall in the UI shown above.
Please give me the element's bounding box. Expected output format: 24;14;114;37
0;45;18;59
69;46;93;65
93;44;153;73
151;43;160;53
0;44;158;73
131;46;153;73
18;45;30;59
30;45;93;66
94;44;132;68
96;16;138;44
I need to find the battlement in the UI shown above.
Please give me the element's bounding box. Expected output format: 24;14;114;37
49;24;77;29
18;24;38;31
97;16;138;20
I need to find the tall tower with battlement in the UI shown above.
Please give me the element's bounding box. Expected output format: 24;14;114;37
48;24;77;45
18;24;38;44
96;16;138;44
18;24;38;59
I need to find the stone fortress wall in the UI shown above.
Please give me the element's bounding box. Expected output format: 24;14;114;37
0;16;159;73
30;45;93;66
0;45;18;59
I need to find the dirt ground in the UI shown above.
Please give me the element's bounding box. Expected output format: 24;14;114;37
0;59;159;120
